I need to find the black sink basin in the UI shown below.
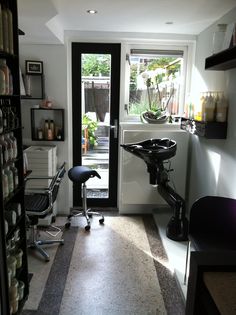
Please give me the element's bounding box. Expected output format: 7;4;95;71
121;138;177;166
121;137;188;241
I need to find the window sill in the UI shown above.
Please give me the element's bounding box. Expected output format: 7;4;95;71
120;121;182;131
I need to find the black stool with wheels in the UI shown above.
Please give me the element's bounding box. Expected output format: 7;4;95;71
66;166;104;231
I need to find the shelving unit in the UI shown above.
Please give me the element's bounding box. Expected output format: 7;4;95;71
181;118;227;139
21;74;45;100
0;1;29;314
205;46;236;70
31;107;64;141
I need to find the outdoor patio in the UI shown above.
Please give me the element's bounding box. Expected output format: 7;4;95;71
82;132;109;198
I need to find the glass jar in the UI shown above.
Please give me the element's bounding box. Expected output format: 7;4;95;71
10;163;18;190
0;135;9;163
5;219;8;235
0;59;9;93
9;132;17;159
7;255;17;277
15;248;23;269
2;169;9;199
10;293;19;314
8;267;12;288
9;278;18;300
5;166;14;194
5;210;17;226
18;281;25;300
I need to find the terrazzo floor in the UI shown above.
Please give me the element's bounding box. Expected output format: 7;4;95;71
23;214;185;315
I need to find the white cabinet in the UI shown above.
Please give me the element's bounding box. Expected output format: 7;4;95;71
118;123;189;213
24;145;57;188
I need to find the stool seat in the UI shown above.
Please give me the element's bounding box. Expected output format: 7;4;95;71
68;166;101;184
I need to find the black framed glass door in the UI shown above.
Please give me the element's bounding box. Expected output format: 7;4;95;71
72;42;120;207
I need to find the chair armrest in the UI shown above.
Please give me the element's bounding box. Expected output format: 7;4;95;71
25;176;54;193
25;188;50;194
25;176;54;182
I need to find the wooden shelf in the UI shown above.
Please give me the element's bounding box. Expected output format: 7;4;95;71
181;118;227;139
205;46;236;70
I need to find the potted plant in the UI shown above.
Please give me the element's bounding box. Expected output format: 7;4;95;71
82;114;98;148
141;73;174;124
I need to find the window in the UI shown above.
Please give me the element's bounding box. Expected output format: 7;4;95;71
127;48;185;119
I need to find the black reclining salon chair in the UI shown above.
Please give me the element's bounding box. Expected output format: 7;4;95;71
66;166;104;231
184;195;236;284
24;162;66;262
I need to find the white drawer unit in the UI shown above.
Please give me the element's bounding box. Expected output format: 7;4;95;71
24;145;57;188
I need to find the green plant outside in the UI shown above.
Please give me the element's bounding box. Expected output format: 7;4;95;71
82;54;111;76
129;56;181;116
82;114;98;146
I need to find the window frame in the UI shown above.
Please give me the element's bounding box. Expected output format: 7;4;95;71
121;42;194;122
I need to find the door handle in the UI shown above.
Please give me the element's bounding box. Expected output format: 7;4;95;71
110;119;118;139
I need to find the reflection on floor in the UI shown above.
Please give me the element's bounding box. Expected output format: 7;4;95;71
23;214;185;315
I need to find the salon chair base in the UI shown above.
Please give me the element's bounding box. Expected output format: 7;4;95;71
66;207;104;231
28;225;64;262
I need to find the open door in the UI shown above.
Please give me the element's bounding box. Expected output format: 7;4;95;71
72;42;120;207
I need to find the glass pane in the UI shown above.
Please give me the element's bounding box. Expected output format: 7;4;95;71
128;52;183;117
81;54;111;199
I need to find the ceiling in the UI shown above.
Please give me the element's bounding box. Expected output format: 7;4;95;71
18;0;236;44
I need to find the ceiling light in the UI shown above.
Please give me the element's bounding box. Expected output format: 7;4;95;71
87;9;97;14
165;21;173;25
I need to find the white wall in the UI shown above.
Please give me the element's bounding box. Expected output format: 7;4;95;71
18;6;236;215
188;7;236;208
19;44;69;215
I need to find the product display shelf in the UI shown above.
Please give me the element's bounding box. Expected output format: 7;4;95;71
21;74;45;100
30;107;65;141
205;45;236;70
180;117;227;139
0;0;29;314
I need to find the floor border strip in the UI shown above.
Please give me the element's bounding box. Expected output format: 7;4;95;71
22;226;79;315
143;215;185;315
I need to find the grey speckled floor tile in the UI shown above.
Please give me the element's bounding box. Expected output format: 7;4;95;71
23;215;185;315
59;216;167;315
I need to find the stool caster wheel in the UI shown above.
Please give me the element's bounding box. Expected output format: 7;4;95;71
85;225;90;231
99;218;104;224
88;214;93;218
65;222;71;229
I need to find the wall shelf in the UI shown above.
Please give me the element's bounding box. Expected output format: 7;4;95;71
21;74;45;100
31;108;64;141
205;46;236;70
181;118;227;139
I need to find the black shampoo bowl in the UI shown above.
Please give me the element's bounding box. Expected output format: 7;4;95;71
121;138;188;241
121;138;176;166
